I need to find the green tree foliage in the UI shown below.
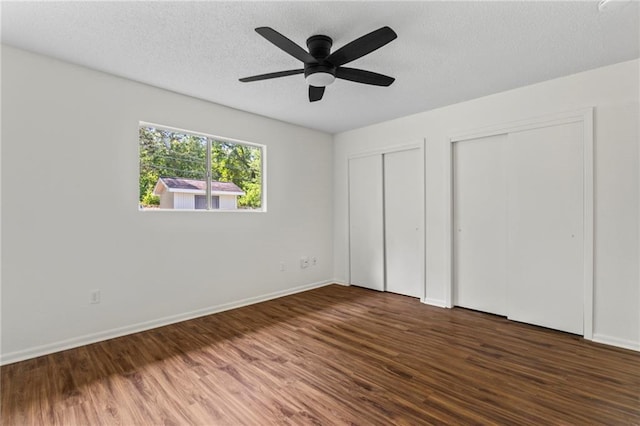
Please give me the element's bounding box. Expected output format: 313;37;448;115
211;141;262;208
139;126;262;208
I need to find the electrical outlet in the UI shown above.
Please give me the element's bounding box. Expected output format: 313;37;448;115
300;257;310;269
311;257;317;266
90;290;101;304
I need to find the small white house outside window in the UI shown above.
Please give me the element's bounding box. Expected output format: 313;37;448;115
153;177;245;210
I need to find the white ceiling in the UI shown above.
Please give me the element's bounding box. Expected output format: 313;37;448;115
2;1;638;134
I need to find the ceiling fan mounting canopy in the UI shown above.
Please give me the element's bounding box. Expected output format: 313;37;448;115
306;35;333;59
239;26;397;102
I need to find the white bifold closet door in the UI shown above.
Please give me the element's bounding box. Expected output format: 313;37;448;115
384;148;423;298
454;122;584;335
348;148;423;297
453;134;508;316
349;155;385;291
506;123;584;334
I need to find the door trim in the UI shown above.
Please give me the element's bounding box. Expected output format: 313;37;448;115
444;108;594;340
347;140;426;301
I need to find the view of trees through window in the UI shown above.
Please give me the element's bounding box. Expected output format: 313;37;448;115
139;125;263;210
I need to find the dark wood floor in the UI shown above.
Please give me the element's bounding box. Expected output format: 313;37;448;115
2;284;639;425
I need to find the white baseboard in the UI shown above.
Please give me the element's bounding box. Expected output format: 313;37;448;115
422;297;448;308
592;333;640;352
332;280;350;286
0;280;335;365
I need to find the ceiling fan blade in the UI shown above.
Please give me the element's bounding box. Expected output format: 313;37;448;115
335;67;395;86
326;26;397;67
255;27;318;64
239;69;304;83
309;86;325;102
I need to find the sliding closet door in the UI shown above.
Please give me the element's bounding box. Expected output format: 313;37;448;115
453;134;508;315
506;123;584;334
384;148;423;298
349;155;385;291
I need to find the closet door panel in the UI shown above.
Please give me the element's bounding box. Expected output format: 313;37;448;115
384;148;423;298
506;122;584;334
349;155;385;291
453;134;508;315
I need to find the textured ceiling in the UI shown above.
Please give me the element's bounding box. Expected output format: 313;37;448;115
2;1;638;134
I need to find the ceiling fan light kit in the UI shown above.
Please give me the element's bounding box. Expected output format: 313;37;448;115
306;71;335;87
240;26;397;102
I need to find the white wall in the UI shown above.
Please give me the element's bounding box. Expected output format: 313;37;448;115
334;59;640;350
1;46;334;363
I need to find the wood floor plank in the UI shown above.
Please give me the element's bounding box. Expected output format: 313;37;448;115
2;284;639;425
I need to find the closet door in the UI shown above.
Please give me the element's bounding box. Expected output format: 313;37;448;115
453;134;508;315
506;122;584;334
349;155;385;291
384;148;423;298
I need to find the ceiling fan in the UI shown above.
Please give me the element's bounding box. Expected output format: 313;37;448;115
239;26;397;102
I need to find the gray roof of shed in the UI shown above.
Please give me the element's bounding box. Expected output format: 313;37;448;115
157;177;244;194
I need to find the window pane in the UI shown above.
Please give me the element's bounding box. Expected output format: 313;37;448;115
139;126;207;210
211;140;262;210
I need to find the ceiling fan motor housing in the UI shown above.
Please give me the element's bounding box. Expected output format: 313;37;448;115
305;35;336;86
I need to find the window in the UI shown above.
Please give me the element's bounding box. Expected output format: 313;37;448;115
194;195;219;210
138;123;264;211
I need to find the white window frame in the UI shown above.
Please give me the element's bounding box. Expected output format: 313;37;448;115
139;121;267;213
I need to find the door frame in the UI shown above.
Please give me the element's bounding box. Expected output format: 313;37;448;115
347;140;426;301
444;108;594;339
